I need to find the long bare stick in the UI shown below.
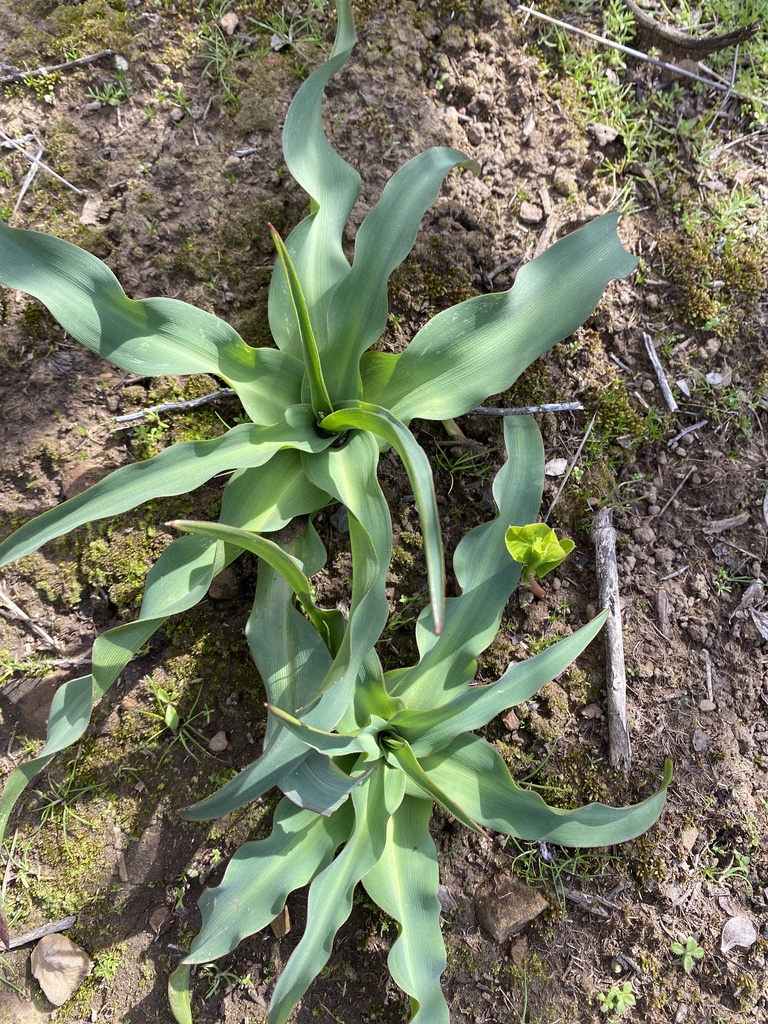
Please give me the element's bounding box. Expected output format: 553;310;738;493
0;50;114;84
516;4;762;105
643;332;678;413
0;129;83;196
592;507;632;771
469;402;584;416
111;387;237;426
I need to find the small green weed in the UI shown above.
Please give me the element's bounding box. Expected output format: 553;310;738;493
139;679;213;764
598;980;636;1019
87;71;131;106
671;936;705;973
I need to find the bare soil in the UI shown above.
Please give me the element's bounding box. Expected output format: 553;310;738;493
0;2;766;1023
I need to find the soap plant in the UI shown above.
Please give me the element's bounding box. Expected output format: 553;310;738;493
0;0;670;1018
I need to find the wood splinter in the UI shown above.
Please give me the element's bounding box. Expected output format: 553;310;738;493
592;508;632;772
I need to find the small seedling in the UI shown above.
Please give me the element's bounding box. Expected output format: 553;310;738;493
671;936;705;973
598;980;636;1018
505;523;575;597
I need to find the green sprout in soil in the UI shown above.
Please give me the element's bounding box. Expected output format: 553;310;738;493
598;979;636;1019
505;523;575;597
671;936;705;974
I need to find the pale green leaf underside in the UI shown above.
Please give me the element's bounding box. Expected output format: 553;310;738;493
389;416;543;708
186;797;355;964
393;611;608;757
362;796;448;1024
0;411;331;569
268;768;405;1024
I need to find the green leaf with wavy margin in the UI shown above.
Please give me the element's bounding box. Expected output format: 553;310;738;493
0;218;302;424
360;214;637;423
267;767;405;1024
421;734;673;845
185;797;354;965
388;416;543;708
391;612;608;757
362;796;448;1024
0;410;332;568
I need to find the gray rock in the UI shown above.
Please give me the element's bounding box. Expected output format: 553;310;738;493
31;934;92;1006
518;201;544;225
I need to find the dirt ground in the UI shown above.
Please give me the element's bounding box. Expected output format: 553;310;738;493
0;1;766;1022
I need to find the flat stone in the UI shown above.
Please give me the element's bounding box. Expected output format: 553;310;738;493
475;876;548;943
518;200;544;225
31;934;92;1007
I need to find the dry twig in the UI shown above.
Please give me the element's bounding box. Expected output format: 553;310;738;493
0;583;59;650
516;4;762;104
0;50;114;84
643;332;678;413
622;0;760;59
592;508;631;771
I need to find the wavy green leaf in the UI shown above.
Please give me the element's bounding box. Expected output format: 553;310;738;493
362;796;449;1024
185;797;354;964
421;734;672;845
0;410;332;568
321;401;445;632
384;741;486;837
326;146;474;401
268;767;404;1024
391;612;607;757
269;0;359;355
360;214;637;423
388;416;543;707
0;218;302;423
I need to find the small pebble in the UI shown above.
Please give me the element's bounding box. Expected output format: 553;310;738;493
699;699;716;712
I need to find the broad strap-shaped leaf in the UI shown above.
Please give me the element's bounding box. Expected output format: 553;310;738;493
301;429;392;694
336;649;404;733
219;451;332;534
391;612;607;757
267;706;386;761
388;416;543;708
384;740;487;837
268;767;405;1024
326;146;475;401
185;796;355;964
279;748;372;814
360;213;637;423
268;0;359;355
321;401;445;632
420;733;672;845
0;409;333;568
362;796;449;1024
168;964;193;1024
0;534;225;852
0;218;303;424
